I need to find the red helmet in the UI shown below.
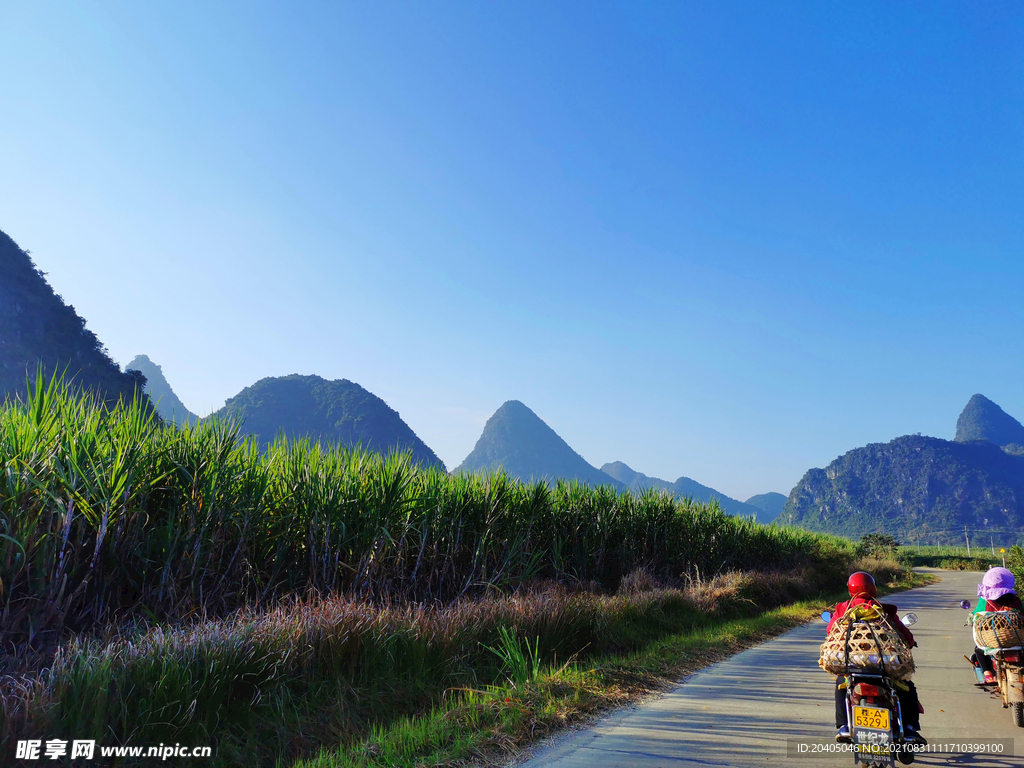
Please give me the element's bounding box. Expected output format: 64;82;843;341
848;572;877;598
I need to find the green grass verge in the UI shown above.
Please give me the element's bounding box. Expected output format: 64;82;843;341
296;570;934;768
296;608;821;768
907;554;997;571
899;545;1007;572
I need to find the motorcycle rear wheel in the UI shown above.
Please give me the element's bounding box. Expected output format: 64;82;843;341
1013;702;1024;728
897;749;915;764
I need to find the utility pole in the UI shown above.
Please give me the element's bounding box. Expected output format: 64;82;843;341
964;525;971;557
991;536;996;556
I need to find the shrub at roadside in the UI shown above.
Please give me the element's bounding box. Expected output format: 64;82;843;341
857;533;900;560
1007;546;1024;583
850;555;907;589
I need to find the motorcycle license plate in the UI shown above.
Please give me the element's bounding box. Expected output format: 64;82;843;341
853;706;890;731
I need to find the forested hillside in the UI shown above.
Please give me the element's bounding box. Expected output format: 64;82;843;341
211;373;444;469
744;492;787;524
780;434;1024;544
0;228;148;407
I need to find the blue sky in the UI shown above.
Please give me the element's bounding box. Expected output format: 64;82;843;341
2;1;1022;499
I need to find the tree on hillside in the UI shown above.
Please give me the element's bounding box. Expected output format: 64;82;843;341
0;228;149;408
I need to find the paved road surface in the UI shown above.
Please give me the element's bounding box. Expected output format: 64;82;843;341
519;570;1021;767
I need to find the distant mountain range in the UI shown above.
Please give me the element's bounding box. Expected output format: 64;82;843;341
781;395;1024;544
0;228;148;408
453;402;780;516
600;461;771;519
455;400;622;488
743;492;787;524
21;224;1018;543
211;373;445;469
126;354;198;426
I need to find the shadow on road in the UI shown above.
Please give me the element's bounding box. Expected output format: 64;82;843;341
522;571;1022;767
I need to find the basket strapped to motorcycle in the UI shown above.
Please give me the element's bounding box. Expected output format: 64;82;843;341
839;606;908;735
976;610;1024;655
840;604;891;678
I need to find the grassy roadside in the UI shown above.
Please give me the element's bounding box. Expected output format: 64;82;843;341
1;566;853;767
908;554;993;571
297;568;933;768
898;544;1009;572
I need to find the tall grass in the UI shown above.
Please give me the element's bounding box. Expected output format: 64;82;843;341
5;567;851;766
0;375;852;657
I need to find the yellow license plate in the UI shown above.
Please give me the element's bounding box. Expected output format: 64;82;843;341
853;706;890;731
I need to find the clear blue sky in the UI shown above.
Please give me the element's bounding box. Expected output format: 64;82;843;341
2;1;1022;499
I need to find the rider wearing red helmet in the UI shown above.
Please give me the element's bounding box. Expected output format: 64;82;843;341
828;572;925;744
828;572;915;644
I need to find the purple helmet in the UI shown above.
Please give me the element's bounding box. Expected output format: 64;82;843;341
978;567;1017;601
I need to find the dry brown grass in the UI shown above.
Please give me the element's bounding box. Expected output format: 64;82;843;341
2;564;859;766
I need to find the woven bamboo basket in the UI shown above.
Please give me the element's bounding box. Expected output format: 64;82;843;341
819;616;915;680
973;611;1024;651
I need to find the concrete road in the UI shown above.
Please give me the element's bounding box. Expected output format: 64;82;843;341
519;570;1021;767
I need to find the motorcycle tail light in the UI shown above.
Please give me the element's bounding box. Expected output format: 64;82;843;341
1003;652;1021;662
853;683;882;697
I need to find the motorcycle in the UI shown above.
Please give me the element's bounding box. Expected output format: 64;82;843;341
959;599;1024;727
821;609;919;767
